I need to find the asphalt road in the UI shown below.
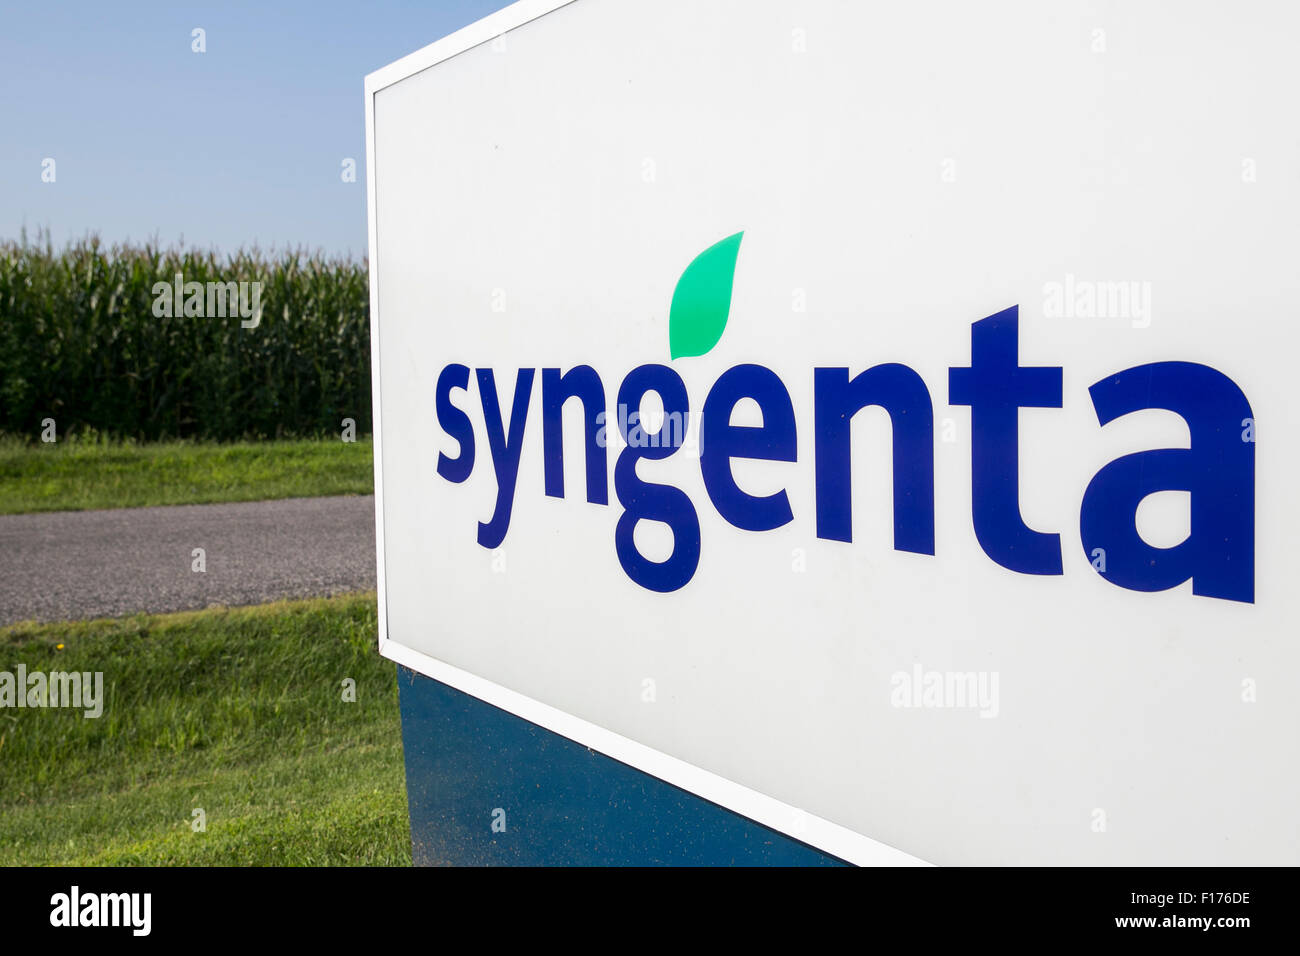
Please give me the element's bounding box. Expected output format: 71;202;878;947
0;496;377;626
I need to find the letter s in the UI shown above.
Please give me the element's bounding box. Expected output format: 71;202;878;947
436;363;475;482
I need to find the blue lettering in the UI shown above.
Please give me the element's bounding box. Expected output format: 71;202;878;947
435;363;475;483
614;365;700;593
949;307;1063;575
475;367;534;550
542;366;608;505
1081;362;1254;603
814;364;934;553
701;364;796;531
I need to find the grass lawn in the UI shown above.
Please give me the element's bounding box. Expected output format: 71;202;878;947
0;436;374;515
0;592;410;865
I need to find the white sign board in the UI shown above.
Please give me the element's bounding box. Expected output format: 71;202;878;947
366;0;1299;865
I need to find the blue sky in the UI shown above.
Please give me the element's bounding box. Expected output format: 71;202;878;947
1;0;515;259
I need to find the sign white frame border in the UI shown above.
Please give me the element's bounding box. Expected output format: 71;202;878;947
364;0;928;867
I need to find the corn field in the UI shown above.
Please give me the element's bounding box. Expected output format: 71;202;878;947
0;234;371;440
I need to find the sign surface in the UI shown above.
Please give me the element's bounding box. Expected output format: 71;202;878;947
367;0;1299;865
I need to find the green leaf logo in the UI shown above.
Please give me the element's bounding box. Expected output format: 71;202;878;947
669;231;744;360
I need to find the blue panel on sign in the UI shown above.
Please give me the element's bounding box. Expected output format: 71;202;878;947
397;666;846;866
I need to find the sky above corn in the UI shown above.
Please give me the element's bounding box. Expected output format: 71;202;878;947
2;0;515;258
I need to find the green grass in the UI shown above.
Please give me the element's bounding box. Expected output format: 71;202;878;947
0;593;410;865
0;435;374;514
